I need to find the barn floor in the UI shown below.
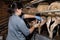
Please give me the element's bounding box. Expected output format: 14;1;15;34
55;36;60;40
41;31;60;40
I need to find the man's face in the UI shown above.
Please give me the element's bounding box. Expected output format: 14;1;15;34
17;8;22;15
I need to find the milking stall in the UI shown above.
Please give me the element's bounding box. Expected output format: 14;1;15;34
0;0;60;40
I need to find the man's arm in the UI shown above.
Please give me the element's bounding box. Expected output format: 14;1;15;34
16;17;40;36
23;14;43;21
23;14;35;18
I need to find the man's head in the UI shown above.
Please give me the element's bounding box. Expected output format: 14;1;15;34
8;1;23;15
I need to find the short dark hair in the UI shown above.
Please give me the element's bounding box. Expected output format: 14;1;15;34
8;1;23;14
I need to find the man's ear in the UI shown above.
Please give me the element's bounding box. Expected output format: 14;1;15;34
16;9;20;12
16;9;18;11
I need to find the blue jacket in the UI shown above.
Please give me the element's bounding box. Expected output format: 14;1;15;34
6;14;30;40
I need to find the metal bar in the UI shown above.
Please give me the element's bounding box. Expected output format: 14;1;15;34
34;9;60;17
30;0;44;4
24;0;44;7
37;9;60;13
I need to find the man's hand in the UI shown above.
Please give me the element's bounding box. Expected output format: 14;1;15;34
35;16;43;21
33;21;40;28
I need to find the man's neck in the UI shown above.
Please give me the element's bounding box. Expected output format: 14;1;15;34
15;12;21;16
